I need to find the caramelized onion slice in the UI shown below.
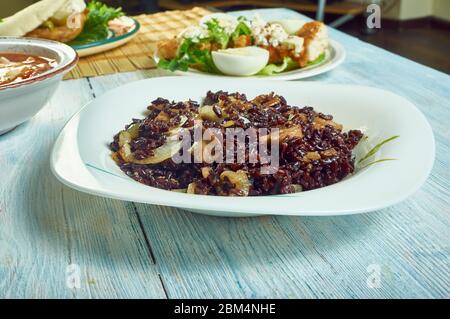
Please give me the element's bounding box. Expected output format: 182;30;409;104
220;170;251;196
313;117;343;131
132;139;183;164
171;188;187;193
222;120;235;127
118;123;139;147
118;123;185;165
199;105;226;123
199;105;219;122
187;182;197;194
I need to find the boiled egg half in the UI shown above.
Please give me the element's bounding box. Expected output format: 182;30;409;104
212;46;269;76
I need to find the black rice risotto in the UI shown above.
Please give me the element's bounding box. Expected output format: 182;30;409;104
110;91;363;196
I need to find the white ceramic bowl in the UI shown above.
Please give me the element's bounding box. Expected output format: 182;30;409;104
0;37;78;135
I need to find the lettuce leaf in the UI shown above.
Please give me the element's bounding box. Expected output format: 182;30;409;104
69;0;124;46
158;38;219;73
230;17;252;42
258;52;327;76
258;57;297;75
158;16;253;74
205;18;229;49
306;52;326;66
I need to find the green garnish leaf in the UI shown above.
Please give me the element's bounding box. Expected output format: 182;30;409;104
358;135;400;164
69;0;124;46
258;57;297;76
359;158;398;169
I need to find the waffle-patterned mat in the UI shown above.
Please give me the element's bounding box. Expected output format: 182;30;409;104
65;7;212;80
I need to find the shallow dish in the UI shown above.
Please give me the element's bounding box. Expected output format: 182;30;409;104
0;37;78;135
51;77;435;217
71;18;140;57
172;39;344;81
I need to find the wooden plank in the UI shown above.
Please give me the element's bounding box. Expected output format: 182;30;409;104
134;205;449;298
1;8;449;299
158;0;366;15
87;45;450;298
0;78;166;298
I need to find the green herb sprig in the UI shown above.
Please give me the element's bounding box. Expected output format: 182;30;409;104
357;135;399;169
358;135;399;164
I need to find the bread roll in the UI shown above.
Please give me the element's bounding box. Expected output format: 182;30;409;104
0;0;68;37
26;11;88;43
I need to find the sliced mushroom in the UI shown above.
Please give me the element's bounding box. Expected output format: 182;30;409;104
154;111;170;122
321;148;337;157
278;126;303;140
259;125;303;144
304;151;321;161
313;117;343;131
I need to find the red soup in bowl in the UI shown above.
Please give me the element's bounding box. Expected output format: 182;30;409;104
0;52;57;87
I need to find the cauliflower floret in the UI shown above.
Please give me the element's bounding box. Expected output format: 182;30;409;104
216;16;239;34
178;25;209;42
200;13;239;35
282;35;304;56
250;15;289;48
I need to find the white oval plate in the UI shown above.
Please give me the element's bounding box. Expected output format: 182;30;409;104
163;40;345;81
51;77;434;217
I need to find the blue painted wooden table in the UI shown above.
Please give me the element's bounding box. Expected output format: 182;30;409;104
0;9;449;298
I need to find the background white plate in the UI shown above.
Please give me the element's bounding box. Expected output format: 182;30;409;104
173;40;345;81
51;77;435;217
175;40;346;81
